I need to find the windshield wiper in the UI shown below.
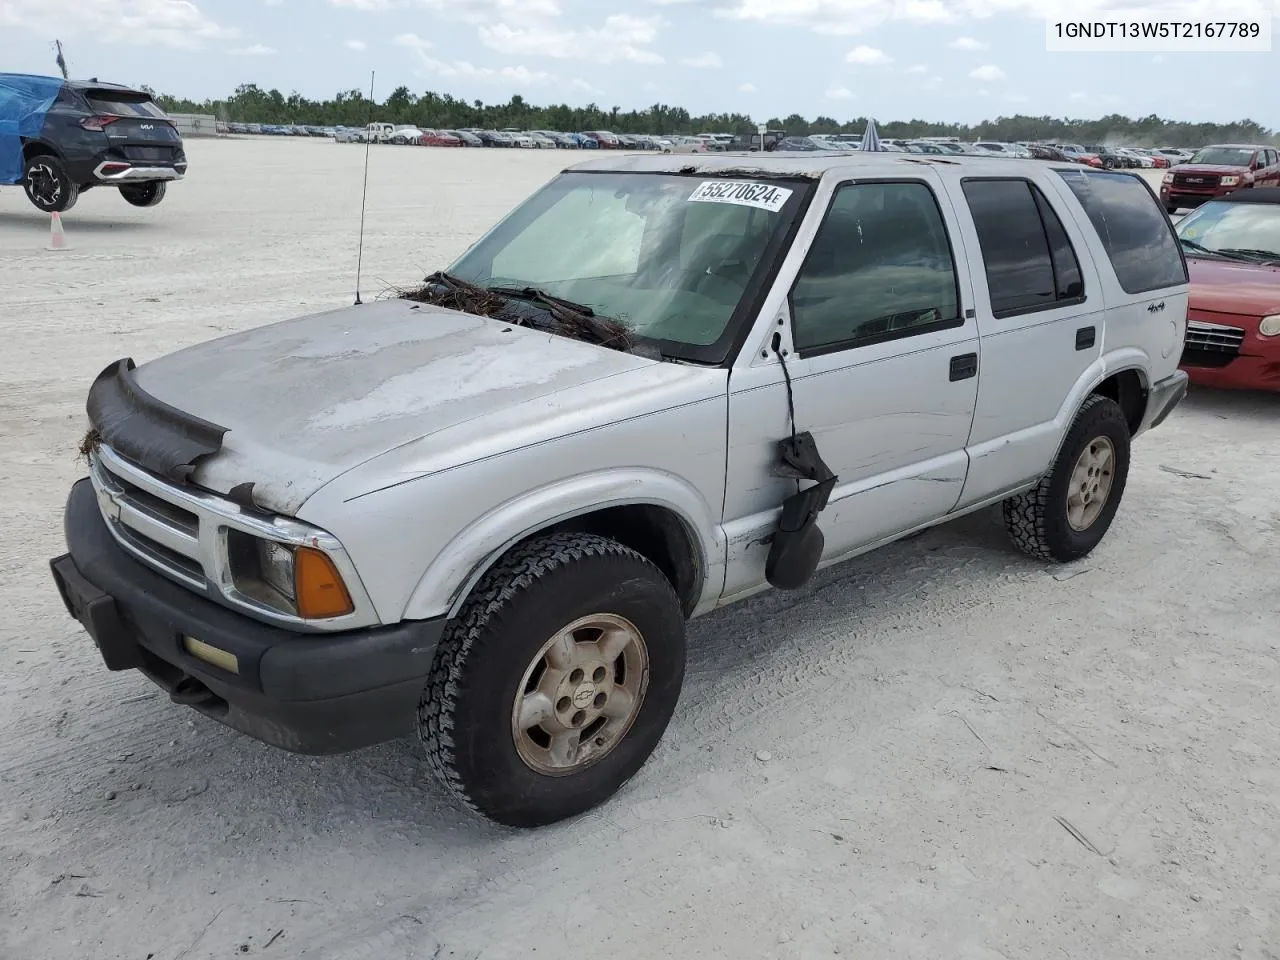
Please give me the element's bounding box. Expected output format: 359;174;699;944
485;285;598;318
1215;247;1280;264
1178;237;1250;261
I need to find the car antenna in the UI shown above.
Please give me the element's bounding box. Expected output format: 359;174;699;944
353;69;375;306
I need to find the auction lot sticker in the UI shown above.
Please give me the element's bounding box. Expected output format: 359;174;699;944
688;181;793;212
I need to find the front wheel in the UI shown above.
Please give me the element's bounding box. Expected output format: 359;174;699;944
23;155;78;213
1003;395;1131;563
419;532;686;827
119;181;167;207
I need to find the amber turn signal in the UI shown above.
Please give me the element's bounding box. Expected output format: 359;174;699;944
293;546;354;619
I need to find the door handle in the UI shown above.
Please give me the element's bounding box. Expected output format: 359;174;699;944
949;352;978;381
1075;326;1096;350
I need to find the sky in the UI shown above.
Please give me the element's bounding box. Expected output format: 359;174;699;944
1;0;1278;126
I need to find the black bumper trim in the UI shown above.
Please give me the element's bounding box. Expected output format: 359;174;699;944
53;478;446;754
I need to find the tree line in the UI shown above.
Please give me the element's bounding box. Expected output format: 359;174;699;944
149;83;1277;147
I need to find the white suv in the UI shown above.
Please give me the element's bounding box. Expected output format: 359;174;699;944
52;154;1189;828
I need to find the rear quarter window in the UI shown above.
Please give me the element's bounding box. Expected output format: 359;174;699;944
1054;169;1187;294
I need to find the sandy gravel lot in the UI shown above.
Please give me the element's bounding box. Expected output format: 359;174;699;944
1;139;1277;960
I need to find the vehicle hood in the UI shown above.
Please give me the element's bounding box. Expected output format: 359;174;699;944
130;299;674;514
1187;257;1280;316
1175;164;1250;175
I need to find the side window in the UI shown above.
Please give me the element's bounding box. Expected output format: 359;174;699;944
790;181;960;354
961;178;1058;317
1031;186;1084;299
1055;169;1188;294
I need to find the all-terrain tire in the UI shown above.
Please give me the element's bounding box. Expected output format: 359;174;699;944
120;181;167;208
23;154;78;213
419;532;686;828
1003;394;1131;563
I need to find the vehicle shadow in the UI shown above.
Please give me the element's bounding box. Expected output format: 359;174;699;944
0;210;158;233
1181;383;1280;420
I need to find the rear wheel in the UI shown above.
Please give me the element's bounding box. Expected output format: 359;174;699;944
1003;395;1131;563
23;155;78;213
419;532;686;827
119;181;167;208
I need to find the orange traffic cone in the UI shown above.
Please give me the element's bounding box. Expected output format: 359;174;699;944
47;211;69;251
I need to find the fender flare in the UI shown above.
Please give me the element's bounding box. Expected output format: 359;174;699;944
400;468;725;622
1048;349;1152;463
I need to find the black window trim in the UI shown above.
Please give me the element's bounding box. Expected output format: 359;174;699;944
1052;167;1189;295
959;174;1089;322
787;176;966;361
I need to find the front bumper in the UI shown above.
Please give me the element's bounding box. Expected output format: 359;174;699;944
51;478;445;754
1138;370;1190;434
1182;354;1280;392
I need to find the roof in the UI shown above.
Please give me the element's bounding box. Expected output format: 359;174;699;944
564;150;1086;180
0;72;141;94
1201;143;1272;150
1217;187;1280;205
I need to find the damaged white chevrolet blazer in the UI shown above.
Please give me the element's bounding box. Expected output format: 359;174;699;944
51;153;1190;827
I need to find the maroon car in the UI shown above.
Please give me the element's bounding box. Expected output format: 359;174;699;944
418;129;462;147
1173;188;1280;392
1160;144;1280;214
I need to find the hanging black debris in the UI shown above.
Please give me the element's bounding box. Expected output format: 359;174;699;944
765;430;838;590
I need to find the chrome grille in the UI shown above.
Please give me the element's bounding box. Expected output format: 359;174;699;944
1184;320;1245;354
1173;172;1220;189
86;443;377;631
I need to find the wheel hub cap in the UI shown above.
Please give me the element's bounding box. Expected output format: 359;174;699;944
511;613;649;776
26;164;60;206
1067;436;1116;531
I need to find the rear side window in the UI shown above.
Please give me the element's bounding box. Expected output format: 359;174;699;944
85;91;168;119
1055;169;1187;294
961;178;1084;318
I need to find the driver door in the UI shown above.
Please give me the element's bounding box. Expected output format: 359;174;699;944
721;174;980;600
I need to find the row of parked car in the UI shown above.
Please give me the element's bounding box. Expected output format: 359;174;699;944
766;134;1193;169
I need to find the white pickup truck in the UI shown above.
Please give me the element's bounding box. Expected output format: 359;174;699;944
51;153;1189;827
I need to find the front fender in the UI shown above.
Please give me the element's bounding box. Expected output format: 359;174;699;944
401;468;726;622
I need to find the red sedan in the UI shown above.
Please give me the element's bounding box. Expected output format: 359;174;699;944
419;129;463;147
1174;188;1280;391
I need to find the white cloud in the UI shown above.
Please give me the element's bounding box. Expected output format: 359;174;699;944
1068;90;1087;101
905;63;928;73
920;74;943;90
950;35;988;49
345;38;367;50
415;0;561;25
845;44;892;64
393;31;431;48
229;43;276;55
480;15;666;64
825;85;855;99
330;0;402;8
0;0;241;48
681;51;723;68
739;82;757;93
570;77;602;94
411;54;552;85
969;63;1006;82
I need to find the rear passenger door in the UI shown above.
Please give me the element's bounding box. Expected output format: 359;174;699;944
1050;168;1189;388
944;174;1105;509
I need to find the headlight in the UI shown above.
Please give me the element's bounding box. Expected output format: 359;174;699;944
1221;176;1241;187
1162;172;1174;183
1260;314;1280;337
227;531;354;619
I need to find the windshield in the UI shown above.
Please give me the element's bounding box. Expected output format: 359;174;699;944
1189;147;1256;166
447;170;810;362
1175;201;1280;260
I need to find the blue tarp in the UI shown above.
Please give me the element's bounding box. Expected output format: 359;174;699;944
0;73;64;184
